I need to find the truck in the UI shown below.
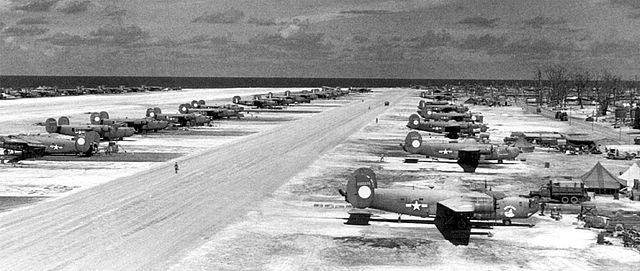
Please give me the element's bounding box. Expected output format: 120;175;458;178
529;180;589;204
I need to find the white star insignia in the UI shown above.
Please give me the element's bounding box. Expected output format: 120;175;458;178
438;149;452;155
49;144;62;150
405;200;426;211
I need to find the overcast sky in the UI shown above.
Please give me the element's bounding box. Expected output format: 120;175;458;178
1;0;639;79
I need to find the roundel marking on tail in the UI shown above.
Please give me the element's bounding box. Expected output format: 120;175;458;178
411;139;421;148
358;185;372;199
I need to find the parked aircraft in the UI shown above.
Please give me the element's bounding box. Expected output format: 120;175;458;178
407;114;488;139
1;131;100;158
145;107;210;126
232;95;283;109
44;117;135;141
417;102;468;113
401;131;520;172
178;101;244;119
338;168;537;245
418;109;483;123
267;91;310;104
89;111;168;133
315;86;349;99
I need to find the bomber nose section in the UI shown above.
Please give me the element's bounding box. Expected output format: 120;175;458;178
122;127;135;137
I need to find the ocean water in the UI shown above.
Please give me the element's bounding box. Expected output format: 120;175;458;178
0;76;537;89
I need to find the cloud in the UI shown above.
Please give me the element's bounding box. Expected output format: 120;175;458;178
523;16;567;29
339;10;394;15
192;8;244;24
247;17;277;26
56;0;90;14
352;38;404;61
454;34;574;60
457;34;507;53
500;39;575;59
458;16;499;28
406;30;452;49
2;25;48;36
149;35;232;48
249;31;332;58
89;25;149;45
103;6;126;18
39;32;87;46
590;40;640;57
278;24;301;39
353;35;369;43
11;0;60;12
610;0;640;9
41;24;149;46
16;17;49;25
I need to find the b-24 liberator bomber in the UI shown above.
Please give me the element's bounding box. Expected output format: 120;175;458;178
418;108;483;123
232;95;283;109
338;168;537;245
417;101;468;113
401;131;520;173
89;111;169;133
178;100;245;119
1;131;100;159
407;114;488;139
267;91;311;104
44;116;135;141
146;107;210;127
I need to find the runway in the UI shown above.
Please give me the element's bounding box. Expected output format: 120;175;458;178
0;89;407;270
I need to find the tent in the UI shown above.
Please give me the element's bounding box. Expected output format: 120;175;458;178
619;161;640;188
512;137;535;153
579;162;626;194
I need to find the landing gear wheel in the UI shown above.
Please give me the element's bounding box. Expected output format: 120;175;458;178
561;196;569;204
570;196;579;204
502;219;512;226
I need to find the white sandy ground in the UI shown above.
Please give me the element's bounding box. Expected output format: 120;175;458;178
0;88;405;269
169;92;640;270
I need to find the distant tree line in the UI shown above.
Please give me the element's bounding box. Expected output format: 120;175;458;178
535;64;637;116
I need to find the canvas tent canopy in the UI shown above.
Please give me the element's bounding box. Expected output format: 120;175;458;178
579;162;626;194
620;162;640;188
512;137;534;152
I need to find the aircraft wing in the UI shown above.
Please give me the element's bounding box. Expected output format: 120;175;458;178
0;137;46;152
438;197;475;213
435;198;474;245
